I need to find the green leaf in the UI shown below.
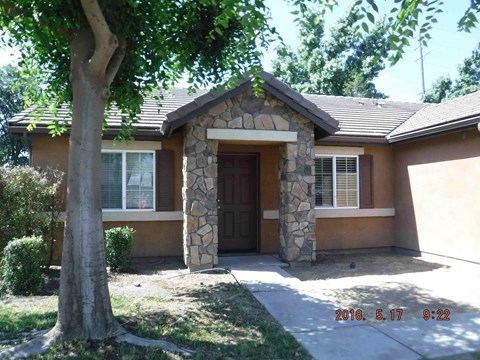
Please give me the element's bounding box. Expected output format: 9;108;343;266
367;12;375;24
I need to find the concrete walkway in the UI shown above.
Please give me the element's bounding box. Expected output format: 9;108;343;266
219;255;480;360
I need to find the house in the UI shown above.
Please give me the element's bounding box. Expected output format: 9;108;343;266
8;72;480;270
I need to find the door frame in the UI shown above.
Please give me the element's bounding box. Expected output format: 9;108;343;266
217;152;260;253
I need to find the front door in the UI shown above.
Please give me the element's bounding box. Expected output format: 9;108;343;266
218;153;259;252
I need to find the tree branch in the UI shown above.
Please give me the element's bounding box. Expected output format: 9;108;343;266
0;1;20;17
106;38;126;86
79;0;118;77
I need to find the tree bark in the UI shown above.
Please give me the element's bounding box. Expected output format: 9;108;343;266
53;28;122;341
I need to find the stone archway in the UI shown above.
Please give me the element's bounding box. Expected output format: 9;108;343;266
182;89;316;271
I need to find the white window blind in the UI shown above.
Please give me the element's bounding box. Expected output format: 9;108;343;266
101;151;155;210
126;152;154;209
335;157;358;207
315;155;358;208
101;153;122;209
315;157;333;206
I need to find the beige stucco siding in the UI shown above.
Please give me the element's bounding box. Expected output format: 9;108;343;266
393;129;480;263
32;135;400;260
104;221;183;257
31;135;70;209
364;145;395;208
31;134;184;263
316;217;394;250
315;145;395;250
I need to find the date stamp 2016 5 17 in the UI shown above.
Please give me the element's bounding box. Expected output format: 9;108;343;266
334;308;452;321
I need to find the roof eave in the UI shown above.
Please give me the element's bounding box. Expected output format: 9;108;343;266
8;125;165;139
387;115;480;143
316;135;389;145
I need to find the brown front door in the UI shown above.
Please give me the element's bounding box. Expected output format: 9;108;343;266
218;153;259;252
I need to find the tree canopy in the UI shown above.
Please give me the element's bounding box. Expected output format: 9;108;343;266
272;5;390;98
0;0;276;137
423;44;480;103
0;64;29;166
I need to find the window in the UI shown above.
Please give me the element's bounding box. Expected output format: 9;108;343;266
101;151;155;210
315;156;358;208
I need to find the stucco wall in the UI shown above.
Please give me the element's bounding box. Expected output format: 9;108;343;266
393;129;480;263
31;134;184;263
314;145;395;251
31;135;70;208
50;221;183;264
218;143;280;253
316;217;394;250
364;145;395;208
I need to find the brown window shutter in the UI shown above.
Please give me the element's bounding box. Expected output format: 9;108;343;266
156;149;174;211
359;154;374;209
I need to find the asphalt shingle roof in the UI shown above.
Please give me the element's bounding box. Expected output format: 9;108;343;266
8;90;425;139
8;75;480;143
387;91;480;141
303;94;427;138
8;88;209;132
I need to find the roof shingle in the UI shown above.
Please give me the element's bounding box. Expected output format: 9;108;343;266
387;91;480;141
304;94;427;138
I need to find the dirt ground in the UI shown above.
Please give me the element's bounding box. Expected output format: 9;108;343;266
286;252;480;322
4;253;478;328
0;256;238;317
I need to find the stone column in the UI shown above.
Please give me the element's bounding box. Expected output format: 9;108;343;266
183;119;219;271
278;120;316;263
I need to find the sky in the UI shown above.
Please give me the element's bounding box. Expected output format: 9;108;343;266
263;0;480;102
0;1;479;103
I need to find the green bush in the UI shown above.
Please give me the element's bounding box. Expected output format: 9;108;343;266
0;236;46;295
0;167;63;265
105;227;135;272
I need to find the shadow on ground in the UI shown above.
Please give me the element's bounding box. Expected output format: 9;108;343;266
287;253;449;281
329;281;480;321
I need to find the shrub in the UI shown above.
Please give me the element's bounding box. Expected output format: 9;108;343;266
0;167;63;265
105;227;135;272
0;236;46;295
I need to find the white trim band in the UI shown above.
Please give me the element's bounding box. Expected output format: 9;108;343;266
315;208;395;218
102;140;162;150
207;129;297;142
57;211;183;222
262;208;395;219
263;210;280;219
315;146;364;155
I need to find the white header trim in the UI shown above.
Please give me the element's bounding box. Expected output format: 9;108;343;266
207;129;297;142
315;146;364;155
263;210;280;219
102;140;162;150
57;211;183;222
262;208;395;219
315;208;395;218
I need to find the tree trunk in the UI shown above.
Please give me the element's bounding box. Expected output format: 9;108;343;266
54;30;122;341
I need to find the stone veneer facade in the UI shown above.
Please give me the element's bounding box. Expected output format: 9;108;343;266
183;89;316;270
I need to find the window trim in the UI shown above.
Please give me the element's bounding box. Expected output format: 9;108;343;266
101;149;156;212
315;154;360;209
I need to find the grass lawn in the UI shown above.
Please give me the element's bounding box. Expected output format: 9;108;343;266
0;268;310;359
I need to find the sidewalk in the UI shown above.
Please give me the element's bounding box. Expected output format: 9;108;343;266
220;255;480;360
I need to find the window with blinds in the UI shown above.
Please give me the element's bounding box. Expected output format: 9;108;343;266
315;155;358;208
335;157;358;207
101;151;155;210
315;157;333;206
101;153;122;209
